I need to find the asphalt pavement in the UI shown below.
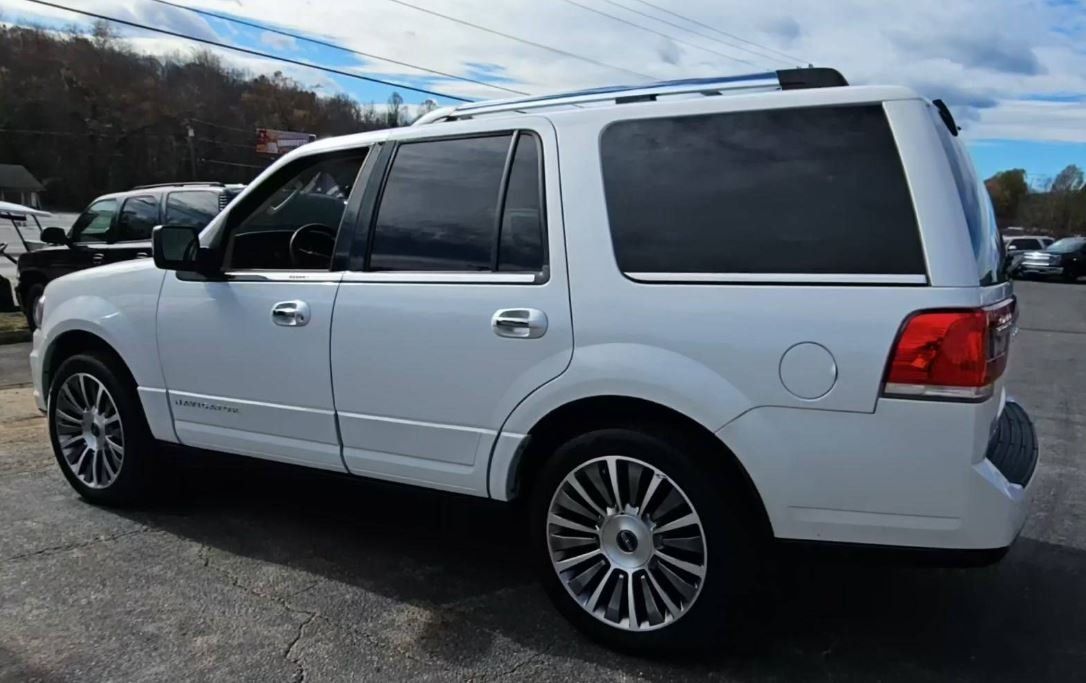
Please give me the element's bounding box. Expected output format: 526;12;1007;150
0;280;1083;681
0;343;31;389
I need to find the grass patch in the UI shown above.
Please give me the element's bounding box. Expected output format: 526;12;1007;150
0;312;29;335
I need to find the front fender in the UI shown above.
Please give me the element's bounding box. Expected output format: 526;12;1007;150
41;296;166;390
488;343;755;499
33;262;171;438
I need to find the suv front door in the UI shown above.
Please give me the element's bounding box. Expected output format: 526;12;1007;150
330;121;572;494
156;152;368;471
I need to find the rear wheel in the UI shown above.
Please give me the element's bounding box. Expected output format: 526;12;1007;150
529;426;759;652
48;352;157;505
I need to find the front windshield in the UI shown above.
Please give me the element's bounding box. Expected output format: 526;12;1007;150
1047;237;1086;254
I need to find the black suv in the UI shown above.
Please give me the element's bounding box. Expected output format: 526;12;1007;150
17;182;243;328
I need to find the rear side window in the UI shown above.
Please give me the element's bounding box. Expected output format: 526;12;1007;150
368;132;545;273
498;134;545;272
165;191;219;229
116;195;159;241
600;105;925;277
928;107;1005;285
1009;238;1040;250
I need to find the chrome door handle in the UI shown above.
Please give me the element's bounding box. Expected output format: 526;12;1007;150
492;308;547;339
92;253;104;263
272;300;310;327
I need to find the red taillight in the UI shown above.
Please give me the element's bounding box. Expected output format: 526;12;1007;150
883;298;1015;401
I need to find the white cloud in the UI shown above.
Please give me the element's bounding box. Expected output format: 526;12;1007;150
259;30;296;51
972;99;1086;143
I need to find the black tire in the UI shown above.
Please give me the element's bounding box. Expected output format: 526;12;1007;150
22;282;43;331
48;351;158;506
529;425;760;653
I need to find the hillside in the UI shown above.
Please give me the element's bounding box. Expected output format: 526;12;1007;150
0;22;400;210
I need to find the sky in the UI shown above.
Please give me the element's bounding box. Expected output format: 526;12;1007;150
2;0;1085;183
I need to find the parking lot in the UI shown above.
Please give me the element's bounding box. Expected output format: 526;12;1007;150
0;279;1082;681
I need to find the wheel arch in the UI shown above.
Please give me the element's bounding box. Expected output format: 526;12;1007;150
16;269;46;302
501;394;773;540
43;329;136;397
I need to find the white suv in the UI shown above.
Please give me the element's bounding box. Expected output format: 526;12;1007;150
30;69;1037;652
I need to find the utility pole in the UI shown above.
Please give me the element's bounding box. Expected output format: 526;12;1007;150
186;123;197;179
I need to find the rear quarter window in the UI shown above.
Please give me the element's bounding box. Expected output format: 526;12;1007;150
599;104;925;278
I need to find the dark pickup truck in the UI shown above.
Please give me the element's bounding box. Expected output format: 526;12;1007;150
17;182;242;328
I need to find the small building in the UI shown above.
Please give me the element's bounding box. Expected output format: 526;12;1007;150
0;164;44;208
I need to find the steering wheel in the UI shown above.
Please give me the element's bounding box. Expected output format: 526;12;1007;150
289;223;337;269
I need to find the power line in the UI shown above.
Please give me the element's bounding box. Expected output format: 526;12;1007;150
386;0;654;81
558;0;765;69
624;0;806;65
201;158;268;170
23;0;474;102
190;118;257;135
146;0;529;96
600;0;798;67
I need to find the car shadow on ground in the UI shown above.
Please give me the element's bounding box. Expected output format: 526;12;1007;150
114;450;1085;681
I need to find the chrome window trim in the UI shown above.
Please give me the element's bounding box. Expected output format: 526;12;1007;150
341;271;538;284
625;272;928;285
882;382;993;401
222;271;343;283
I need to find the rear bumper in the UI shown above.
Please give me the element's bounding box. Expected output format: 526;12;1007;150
719;396;1037;552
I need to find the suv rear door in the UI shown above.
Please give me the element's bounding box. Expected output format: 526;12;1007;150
329;119;571;495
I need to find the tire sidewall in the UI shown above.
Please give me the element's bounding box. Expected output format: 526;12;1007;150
23;283;43;331
529;427;756;653
48;352;153;505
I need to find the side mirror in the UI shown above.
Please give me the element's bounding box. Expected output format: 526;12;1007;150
40;227;69;246
153;225;218;273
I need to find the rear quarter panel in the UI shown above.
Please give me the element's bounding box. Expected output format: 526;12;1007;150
495;93;1013;549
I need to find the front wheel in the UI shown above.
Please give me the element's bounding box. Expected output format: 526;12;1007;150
48;352;158;505
529;427;759;652
22;282;43;331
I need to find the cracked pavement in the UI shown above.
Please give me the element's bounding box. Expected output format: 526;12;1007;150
1;280;1085;681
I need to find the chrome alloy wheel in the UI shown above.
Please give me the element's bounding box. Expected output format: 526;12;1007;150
53;373;125;489
546;455;707;631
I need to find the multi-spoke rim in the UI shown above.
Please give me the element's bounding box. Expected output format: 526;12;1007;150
52;373;125;489
546;455;707;632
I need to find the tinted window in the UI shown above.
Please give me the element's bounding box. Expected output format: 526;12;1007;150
224;155;364;270
116;195;159;241
498;133;544;271
369;135;512;271
165;191;219;228
1048;237;1086;254
1007;238;1041;250
929;107;1005;285
600;105;925;276
70;198;117;243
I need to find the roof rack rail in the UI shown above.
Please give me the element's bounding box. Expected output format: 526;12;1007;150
414;68;847;125
131;181;225;190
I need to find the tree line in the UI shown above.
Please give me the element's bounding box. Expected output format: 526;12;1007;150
0;22;414;210
985;165;1086;237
